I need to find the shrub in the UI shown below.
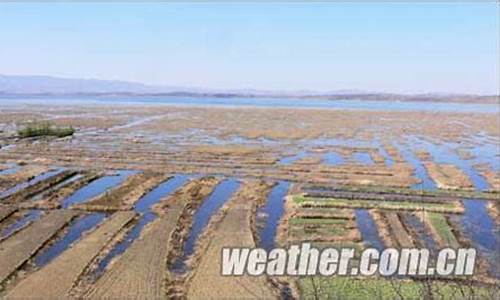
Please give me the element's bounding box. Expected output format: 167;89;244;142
17;122;75;138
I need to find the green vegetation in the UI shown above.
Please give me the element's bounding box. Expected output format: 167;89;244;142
18;122;75;138
315;184;499;200
290;225;349;237
289;217;348;226
426;212;460;248
299;277;496;300
293;195;462;213
311;241;364;252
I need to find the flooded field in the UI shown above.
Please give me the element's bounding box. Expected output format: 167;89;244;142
0;101;498;298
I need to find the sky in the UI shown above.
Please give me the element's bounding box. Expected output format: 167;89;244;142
0;3;498;94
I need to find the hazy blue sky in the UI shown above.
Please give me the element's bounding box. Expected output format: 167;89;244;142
0;3;498;94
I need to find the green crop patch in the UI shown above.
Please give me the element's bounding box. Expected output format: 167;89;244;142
293;195;463;213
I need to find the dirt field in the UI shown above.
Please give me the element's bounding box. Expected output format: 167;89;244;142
82;178;219;299
0;210;78;286
6;211;135;299
186;181;279;299
0;103;498;298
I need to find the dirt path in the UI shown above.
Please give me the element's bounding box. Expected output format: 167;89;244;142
186;181;278;299
0;210;78;285
6;211;135;299
0;205;16;223
82;177;219;298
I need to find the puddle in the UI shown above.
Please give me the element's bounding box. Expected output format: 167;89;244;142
352;152;375;165
108;115;165;132
133;175;189;214
0;209;43;239
0;168;65;200
0;163;20;176
31;173;84;202
171;178;241;273
34;213;106;267
278;150;308;165
355;209;384;251
257;181;290;251
92;175;189;278
61;170;136;208
377;145;394;167
401;213;438;254
393;142;437;190
411;137;490;191
458;199;500;278
323;152;344;166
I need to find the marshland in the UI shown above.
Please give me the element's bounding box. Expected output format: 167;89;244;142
0;97;498;299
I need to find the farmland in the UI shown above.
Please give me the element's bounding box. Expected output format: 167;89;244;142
0;101;498;299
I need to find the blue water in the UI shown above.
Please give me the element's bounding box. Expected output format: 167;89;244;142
402;213;438;254
352;152;375;165
409;137;489;191
61;170;136;208
32;173;83;202
377;145;394;167
94;213;155;277
323;152;344;166
258;181;290;251
0;163;20;176
460;199;500;278
355;209;384;251
278;150;308;165
1;96;497;114
93;175;189;277
171;178;241;272
0;209;42;239
0;168;65;200
34;213;106;267
393;142;437;190
133;175;189;214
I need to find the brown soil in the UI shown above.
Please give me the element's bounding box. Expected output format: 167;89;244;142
5;211;136;299
424;162;474;191
474;164;500;192
3;170;77;205
487;201;500;224
0;210;78;287
0;205;17;223
80;178;218;298
73;172;170;211
82;216;177;298
185;180;279;299
19;172;102;209
371;211;414;248
0;166;50;192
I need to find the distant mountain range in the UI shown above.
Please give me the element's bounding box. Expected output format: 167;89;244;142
0;74;497;104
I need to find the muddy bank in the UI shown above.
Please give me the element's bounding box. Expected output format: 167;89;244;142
424;162;474;191
73;172;169;211
0;165;50;193
78;177;212;298
2;169;76;205
0;210;78;288
185;180;280;299
20;172;101;209
5;212;136;298
370;210;414;248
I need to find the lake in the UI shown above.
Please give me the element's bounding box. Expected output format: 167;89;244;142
0;95;497;113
